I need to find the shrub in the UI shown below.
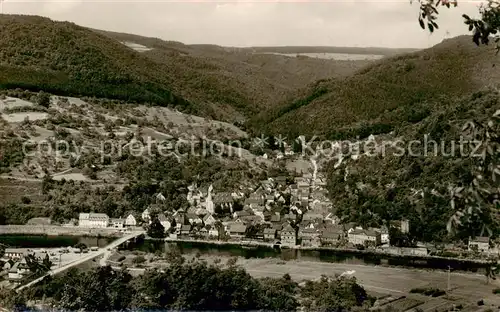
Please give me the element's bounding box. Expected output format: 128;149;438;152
132;255;146;264
37;92;51;108
20;196;31;204
410;287;446;297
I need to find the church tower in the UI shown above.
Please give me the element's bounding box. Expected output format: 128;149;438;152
206;184;214;214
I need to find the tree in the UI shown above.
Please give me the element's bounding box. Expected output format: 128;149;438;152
445;110;500;239
165;246;185;265
226;257;238;267
300;275;371;311
132;255;146;265
25;254;52;277
73;243;87;250
292;138;303;154
82;166;97;180
415;0;500;51
389;226;416;247
41;174;53;195
245;224;261;239
55;266;134;311
485;262;498;284
37;91;51;108
16;261;372;311
147;215;166;239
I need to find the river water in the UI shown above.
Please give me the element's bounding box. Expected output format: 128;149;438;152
130;240;489;273
0;234;113;248
0;235;489;273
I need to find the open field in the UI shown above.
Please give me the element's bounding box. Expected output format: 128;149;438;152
0;179;43;205
106;250;500;310
237;258;499;302
2;112;48;123
0;97;33;111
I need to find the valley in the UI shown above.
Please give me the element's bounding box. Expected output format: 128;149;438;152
0;9;500;312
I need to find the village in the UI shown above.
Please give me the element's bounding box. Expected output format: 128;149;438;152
64;167;496;259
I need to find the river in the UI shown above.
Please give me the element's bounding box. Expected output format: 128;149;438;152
0;234;490;274
126;239;490;274
0;234;114;248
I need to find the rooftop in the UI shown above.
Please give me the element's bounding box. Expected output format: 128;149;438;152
264;228;277;234
350;229;379;237
79;213;109;220
229;223;247;233
282;224;295;233
181;224;192;231
470;236;490;243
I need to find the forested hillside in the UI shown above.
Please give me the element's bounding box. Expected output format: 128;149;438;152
258;36;500;139
326;89;500;243
0;15;379;123
96;29;375;122
0;15;191;111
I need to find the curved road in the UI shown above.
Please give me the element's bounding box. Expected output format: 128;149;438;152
16;231;144;292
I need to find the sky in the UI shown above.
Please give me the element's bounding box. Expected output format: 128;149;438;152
1;0;485;48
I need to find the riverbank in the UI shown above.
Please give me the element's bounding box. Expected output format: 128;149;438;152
0;225;126;237
164;237;496;266
106;249;500;308
0;234;115;248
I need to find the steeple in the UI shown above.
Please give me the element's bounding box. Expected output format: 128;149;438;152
206;184;214;214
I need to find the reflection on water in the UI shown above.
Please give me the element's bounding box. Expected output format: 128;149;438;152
1;235;487;274
126;240;487;273
0;235;113;248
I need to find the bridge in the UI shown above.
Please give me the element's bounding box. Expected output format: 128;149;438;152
16;230;145;292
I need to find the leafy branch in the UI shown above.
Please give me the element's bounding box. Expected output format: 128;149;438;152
415;0;500;53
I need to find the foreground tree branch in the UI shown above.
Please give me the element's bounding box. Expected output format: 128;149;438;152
416;0;500;52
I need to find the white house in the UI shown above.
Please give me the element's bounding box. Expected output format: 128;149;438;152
368;227;389;244
141;208;151;223
79;213;109;228
251;206;265;220
208;228;219;238
110;218;124;228
380;227;390;244
469;237;490;253
8;258;30;284
4;248;33;260
187;213;203;225
348;229;381;246
324;213;340;225
281;224;297;247
203;214;217;226
124;214;137;227
156;193;166;202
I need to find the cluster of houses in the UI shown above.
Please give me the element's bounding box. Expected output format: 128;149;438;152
0;248;51;285
2;257;30;285
73;171;414;249
71;168;497;255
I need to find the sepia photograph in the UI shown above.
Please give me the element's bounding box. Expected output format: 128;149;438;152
0;0;500;311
